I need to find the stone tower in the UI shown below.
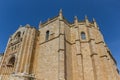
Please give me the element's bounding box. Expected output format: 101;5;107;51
0;10;119;80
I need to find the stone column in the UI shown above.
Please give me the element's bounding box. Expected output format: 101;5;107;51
23;29;32;74
19;28;30;73
24;29;36;74
15;28;28;73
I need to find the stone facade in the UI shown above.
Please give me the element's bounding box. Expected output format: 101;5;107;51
0;54;3;64
0;10;119;80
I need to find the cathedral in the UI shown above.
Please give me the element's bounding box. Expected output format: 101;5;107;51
0;10;119;80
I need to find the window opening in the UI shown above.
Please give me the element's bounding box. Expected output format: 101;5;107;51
81;32;86;40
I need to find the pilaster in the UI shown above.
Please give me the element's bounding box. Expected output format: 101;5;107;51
15;28;29;73
74;24;83;80
58;20;65;80
90;40;104;80
24;28;36;74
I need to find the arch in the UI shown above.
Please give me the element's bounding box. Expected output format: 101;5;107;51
15;31;21;39
46;30;49;41
7;56;16;67
81;32;86;40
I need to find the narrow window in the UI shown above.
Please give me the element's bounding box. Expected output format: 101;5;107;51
7;56;15;67
46;31;49;41
17;32;21;38
15;32;21;39
81;32;86;40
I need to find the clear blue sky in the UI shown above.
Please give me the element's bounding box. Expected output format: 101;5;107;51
0;0;120;71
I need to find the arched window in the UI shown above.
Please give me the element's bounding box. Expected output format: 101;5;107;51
81;32;86;40
46;31;49;41
7;56;15;67
15;32;21;39
16;32;21;38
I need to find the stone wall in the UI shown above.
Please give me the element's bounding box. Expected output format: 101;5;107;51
0;11;119;80
0;55;2;64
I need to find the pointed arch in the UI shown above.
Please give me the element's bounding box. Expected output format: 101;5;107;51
15;31;21;38
7;55;16;67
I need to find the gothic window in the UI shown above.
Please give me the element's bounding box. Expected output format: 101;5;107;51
46;30;49;41
16;32;21;38
18;33;20;37
81;32;86;40
7;56;15;67
15;32;21;40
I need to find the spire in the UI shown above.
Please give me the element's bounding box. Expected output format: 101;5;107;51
59;9;63;20
85;15;89;26
93;18;98;28
39;21;42;29
74;16;78;27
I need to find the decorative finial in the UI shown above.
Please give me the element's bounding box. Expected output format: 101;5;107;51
39;21;42;29
59;9;62;14
93;18;96;22
74;16;78;27
59;9;63;20
93;18;98;28
74;16;78;20
85;15;89;26
85;15;88;19
39;21;42;25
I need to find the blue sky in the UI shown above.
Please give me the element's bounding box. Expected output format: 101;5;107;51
0;0;120;71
